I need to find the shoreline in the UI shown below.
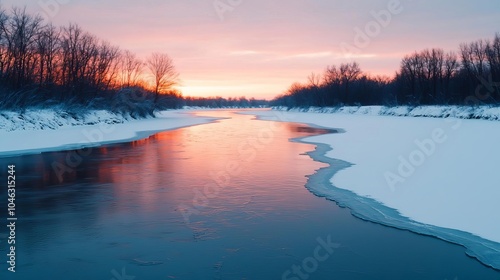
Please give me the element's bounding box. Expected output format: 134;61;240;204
297;137;500;271
249;109;500;271
0;110;219;157
275;105;500;121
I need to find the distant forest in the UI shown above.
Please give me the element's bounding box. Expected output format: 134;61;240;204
0;6;266;115
272;34;500;108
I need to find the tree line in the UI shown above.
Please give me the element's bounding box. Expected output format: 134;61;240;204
272;33;500;107
0;6;194;113
184;96;268;108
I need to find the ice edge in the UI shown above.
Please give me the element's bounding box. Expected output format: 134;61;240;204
294;135;500;271
250;112;500;271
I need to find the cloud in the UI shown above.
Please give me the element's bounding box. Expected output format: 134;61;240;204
272;52;377;61
289;52;333;59
230;50;261;56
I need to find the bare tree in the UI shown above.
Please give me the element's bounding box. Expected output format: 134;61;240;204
307;72;324;106
398;53;418;103
339;62;361;100
322;65;342;105
0;8;9;77
443;51;459;101
88;41;120;91
2;7;43;88
486;33;500;91
307;72;321;88
420;49;444;102
60;24;90;91
460;40;488;80
120;50;143;87
60;23;116;98
146;52;178;103
35;23;60;87
397;49;460;104
323;65;341;87
0;6;189;109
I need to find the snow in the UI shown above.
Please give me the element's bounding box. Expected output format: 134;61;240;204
276;105;500;121
0;109;129;132
0;110;215;156
247;108;500;269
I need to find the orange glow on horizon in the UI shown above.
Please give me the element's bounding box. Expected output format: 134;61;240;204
175;68;399;99
123;59;399;100
177;81;286;100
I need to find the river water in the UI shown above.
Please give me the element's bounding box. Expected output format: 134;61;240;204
0;110;498;279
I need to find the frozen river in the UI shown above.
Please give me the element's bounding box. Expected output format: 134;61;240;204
1;110;499;279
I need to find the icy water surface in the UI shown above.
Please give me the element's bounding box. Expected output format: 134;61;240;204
1;110;499;279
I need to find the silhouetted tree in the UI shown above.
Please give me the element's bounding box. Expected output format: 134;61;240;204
322;65;341;105
35;23;60;88
339;62;361;102
146;52;178;103
0;5;187;111
120;50;143;88
1;7;43;88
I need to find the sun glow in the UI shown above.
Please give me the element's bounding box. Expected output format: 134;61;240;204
178;82;283;99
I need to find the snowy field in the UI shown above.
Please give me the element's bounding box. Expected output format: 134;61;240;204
247;109;500;269
0;110;215;156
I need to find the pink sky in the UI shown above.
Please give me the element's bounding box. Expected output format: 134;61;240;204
3;0;500;99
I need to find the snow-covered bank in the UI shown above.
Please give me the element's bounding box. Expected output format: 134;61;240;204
0;110;216;156
0;109;139;132
276;105;500;121
247;109;500;269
